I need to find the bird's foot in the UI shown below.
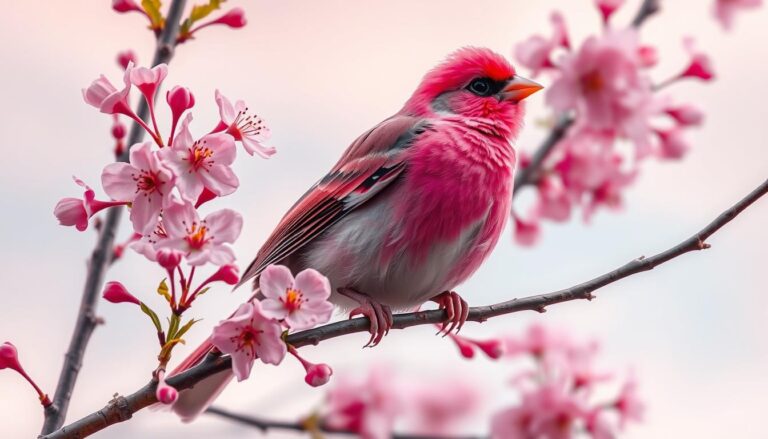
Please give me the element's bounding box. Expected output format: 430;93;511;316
431;291;469;336
338;287;393;348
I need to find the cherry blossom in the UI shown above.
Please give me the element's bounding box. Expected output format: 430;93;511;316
655;127;690;160
665;104;705;126
535;176;572;222
614;376;644;428
160;114;239;201
678;37;716;82
596;0;626;24
166;86;195;143
512;211;541;247
713;0;763;30
547;29;655;146
158;200;242;266
405;379;480;436
101;142;174;233
210;301;286;381
54;177;128;231
213;90;275;158
130;64;168;143
324;368;402;439
82;62;134;116
259;265;333;330
514;12;569;77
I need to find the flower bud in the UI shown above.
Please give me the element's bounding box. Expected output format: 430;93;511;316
472;339;505;360
212;8;247;28
155;369;179;404
103;281;141;305
116;50;137;70
112;0;143;14
156;249;183;272
204;264;240;286
305;363;333;387
0;342;22;372
166;86;195;114
111;120;126;140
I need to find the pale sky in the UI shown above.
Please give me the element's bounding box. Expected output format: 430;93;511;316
1;1;767;438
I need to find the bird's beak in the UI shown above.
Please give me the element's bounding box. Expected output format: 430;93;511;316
502;75;544;103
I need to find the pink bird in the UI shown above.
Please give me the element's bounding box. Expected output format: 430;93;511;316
171;47;541;420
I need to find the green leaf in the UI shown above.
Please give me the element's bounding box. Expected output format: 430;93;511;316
180;0;226;35
157;279;171;303
195;286;211;297
140;302;162;334
167;313;181;340
175;318;201;340
142;0;165;30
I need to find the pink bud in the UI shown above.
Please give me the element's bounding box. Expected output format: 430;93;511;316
447;333;476;359
130;64;168;104
54;198;89;231
195;187;218;208
112;0;143;13
211;8;247;28
116;50;137;70
0;342;22;373
155;369;179;404
666;105;704;126
305;363;333;387
680;37;715;81
103;281;141;305
513;213;541;247
637;45;658;68
595;0;625;24
156;249;183;272
166;86;195;115
204;264;240;286
472;339;505;360
111;120;126;140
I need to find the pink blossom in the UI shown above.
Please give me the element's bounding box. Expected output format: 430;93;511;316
547;29;655;146
159;200;242;266
503;324;580;359
614;376;644;428
535;176;572;222
514;12;569;77
82;63;135;116
116;50;137;69
160;114;239;201
447;332;476;358
513;212;541;247
405;379;480;436
596;0;625;24
324;368;402;439
155;370;178;405
713;0;762;30
655;127;690;160
102;281;141;305
130;64;168;106
666;104;704;126
259;265;333;330
166;86;196;143
678;37;716;81
586;409;616;439
209;8;247;28
131;220;169;261
54;177;127;231
101;142;174;233
491;381;586;439
214;90;275;157
210;301;286;381
447;332;504;360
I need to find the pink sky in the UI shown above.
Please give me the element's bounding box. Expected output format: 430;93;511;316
1;1;767;437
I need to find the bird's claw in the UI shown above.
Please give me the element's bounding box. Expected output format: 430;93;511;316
431;291;469;336
340;288;393;347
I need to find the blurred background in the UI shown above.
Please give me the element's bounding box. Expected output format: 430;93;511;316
1;0;767;437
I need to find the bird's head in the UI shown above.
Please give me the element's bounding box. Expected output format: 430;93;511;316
402;47;542;134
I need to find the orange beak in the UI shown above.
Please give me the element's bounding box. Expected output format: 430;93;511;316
502;75;544;103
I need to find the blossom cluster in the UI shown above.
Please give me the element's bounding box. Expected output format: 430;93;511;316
491;324;643;438
511;0;718;245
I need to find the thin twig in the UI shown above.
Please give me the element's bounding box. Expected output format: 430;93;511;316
41;177;768;439
39;1;188;434
205;406;487;439
632;0;661;27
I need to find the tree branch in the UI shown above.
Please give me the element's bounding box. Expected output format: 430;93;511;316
40;1;188;434
205;405;486;439
632;0;661;27
42;177;768;439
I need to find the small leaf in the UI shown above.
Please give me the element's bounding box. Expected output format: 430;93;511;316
140;302;163;334
167;313;181;340
180;0;225;35
157;279;171;303
142;0;165;30
175;318;201;340
195;286;211;297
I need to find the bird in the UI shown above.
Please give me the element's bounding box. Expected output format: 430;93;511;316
170;47;542;421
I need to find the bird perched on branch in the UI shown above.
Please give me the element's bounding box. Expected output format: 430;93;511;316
172;47;541;420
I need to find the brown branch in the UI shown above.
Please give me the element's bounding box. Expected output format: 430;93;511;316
41;177;768;439
632;0;661;27
39;0;188;434
205;406;486;439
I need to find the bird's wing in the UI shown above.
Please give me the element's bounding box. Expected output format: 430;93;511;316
237;114;429;289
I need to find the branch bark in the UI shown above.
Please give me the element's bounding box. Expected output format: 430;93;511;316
40;1;188;434
42;177;768;439
205;406;486;439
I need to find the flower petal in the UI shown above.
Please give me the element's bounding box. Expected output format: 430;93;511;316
259;265;294;299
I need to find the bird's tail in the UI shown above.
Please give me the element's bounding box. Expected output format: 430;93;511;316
168;338;234;422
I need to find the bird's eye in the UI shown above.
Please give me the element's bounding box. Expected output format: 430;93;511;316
467;78;493;96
